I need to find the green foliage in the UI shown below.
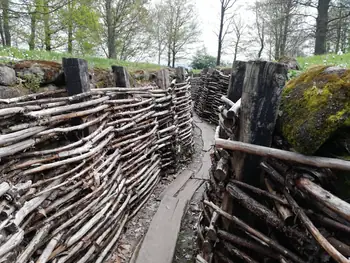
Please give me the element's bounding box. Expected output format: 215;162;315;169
287;69;301;79
22;74;42;92
0;47;162;72
297;53;350;70
191;49;216;69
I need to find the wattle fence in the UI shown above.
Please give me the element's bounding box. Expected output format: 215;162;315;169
0;59;193;262
192;70;230;124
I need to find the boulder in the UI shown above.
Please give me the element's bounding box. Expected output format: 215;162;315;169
0;85;28;99
0;66;16;86
14;60;65;85
278;56;301;70
279;65;350;155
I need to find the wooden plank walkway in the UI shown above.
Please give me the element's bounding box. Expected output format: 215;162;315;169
133;114;215;263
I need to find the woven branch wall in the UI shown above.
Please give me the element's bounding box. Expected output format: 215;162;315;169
0;80;193;262
192;70;230;124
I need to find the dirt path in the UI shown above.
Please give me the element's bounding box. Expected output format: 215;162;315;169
173;115;215;263
108;113;214;263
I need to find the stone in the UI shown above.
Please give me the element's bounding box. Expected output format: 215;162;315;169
0;66;16;86
0;85;27;99
278;56;301;70
14;60;65;85
279;65;350;154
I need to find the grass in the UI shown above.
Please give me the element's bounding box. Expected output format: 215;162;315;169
297;53;350;70
0;47;163;73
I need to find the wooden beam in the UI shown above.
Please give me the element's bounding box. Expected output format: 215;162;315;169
216;139;350;171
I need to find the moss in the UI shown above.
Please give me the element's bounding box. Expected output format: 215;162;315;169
280;65;350;154
22;74;42;92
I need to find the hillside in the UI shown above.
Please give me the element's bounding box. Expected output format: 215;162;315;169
0;47;162;73
297;53;350;70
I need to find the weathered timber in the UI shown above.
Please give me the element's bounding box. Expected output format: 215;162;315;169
112;66;130;89
296;178;350;222
217;139;350;171
227;61;246;103
235;61;287;186
203;200;306;263
284;189;350;263
62;58;90;96
156;69;170;89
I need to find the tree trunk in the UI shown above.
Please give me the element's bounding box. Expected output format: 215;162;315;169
0;13;5;46
335;9;342;53
172;49;175;68
67;0;73;53
234;36;240;62
315;0;331;55
258;21;265;58
157;41;161;65
280;0;292;57
2;0;11;46
29;12;36;50
167;40;171;67
43;0;51;51
106;0;116;59
216;4;225;66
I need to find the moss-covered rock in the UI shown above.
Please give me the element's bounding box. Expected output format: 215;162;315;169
280;65;350;154
14;60;64;85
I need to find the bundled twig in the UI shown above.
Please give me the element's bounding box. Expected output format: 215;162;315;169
0;80;194;262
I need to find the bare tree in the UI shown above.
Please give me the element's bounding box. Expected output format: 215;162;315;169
216;0;237;66
254;1;266;58
232;16;245;61
150;2;167;65
161;0;200;67
297;0;350;54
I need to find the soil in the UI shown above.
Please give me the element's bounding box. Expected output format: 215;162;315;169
107;118;206;263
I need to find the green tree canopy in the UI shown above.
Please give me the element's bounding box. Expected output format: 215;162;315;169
191;48;216;69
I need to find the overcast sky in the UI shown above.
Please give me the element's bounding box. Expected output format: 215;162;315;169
181;0;254;65
150;0;256;66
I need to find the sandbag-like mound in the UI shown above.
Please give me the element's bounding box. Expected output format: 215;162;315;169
280;65;350;155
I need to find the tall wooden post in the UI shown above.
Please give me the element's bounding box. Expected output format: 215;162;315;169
62;58;91;138
156;69;170;89
176;67;186;83
112;66;130;99
236;61;287;186
227;61;246;103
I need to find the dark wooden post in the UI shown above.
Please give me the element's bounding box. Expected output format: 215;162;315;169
112;66;130;99
112;66;130;88
236;61;288;186
62;58;91;138
62;58;90;96
156;69;170;89
227;61;246;103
